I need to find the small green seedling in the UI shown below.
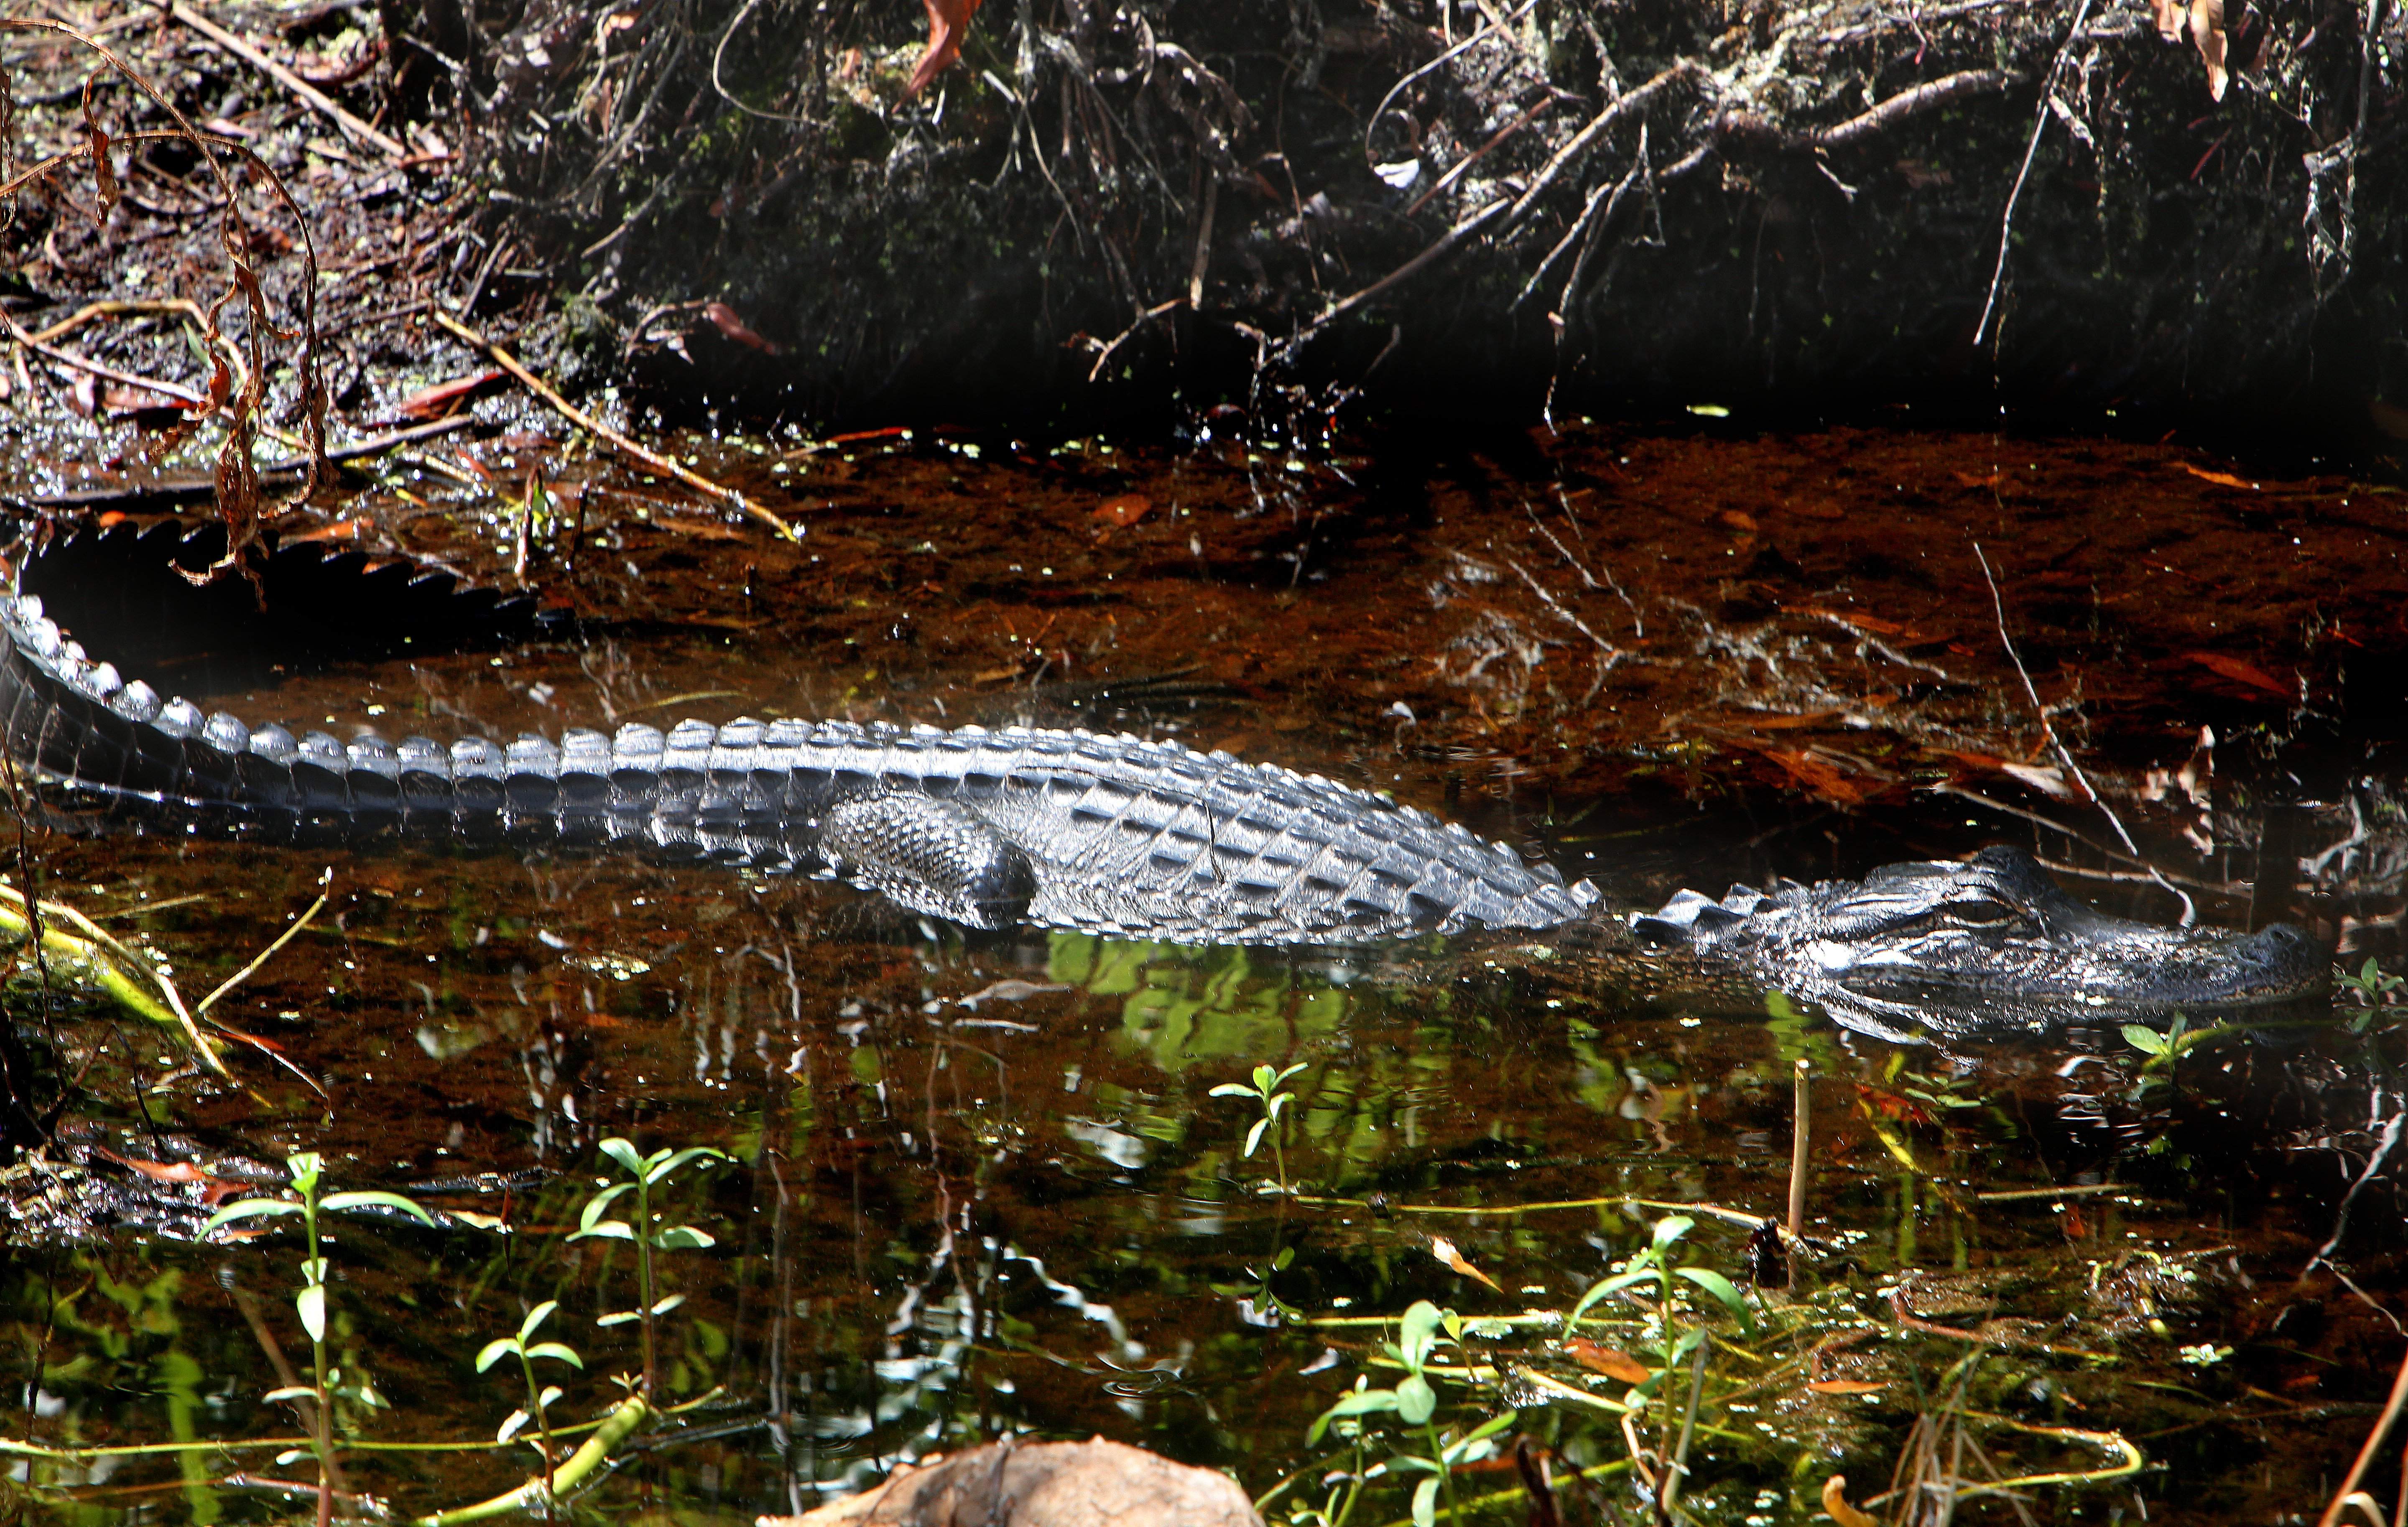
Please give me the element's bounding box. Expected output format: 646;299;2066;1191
203;1152;436;1522
568;1138;729;1396
477;1300;584;1494
1210;1061;1307;1194
1307;1300;1515;1526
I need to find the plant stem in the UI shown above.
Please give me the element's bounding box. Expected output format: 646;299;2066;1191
408;1396;653;1527
1425;1417;1462;1522
518;1349;559;1511
635;1174;658;1396
304;1194;334;1527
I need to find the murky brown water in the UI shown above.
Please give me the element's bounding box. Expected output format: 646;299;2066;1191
3;413;2405;1524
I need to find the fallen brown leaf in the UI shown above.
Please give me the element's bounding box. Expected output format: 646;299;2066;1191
1430;1236;1503;1292
2178;462;2255;489
1765;747;1871;805
1563;1339;1652;1384
1093;493;1152;529
1805;1379;1886;1395
396;369;507;420
2190;0;2228;99
703;301;781;355
2186;651;2290;697
903;0;984;99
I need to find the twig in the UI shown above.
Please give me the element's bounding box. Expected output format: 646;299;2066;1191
196;895;327;1017
1085;298;1182;384
168;3;408;162
1405;90;1560;217
1;308;209;406
2320;1344;2408;1527
434;311;798;542
2305;1109;2406;1283
1815;69;2020;148
1972;542;2193;923
1497;62;1701;238
1281;199;1511;359
1513;176;1614;310
1973;0;2095;347
23;298;211;347
1187;174;1217;308
1787;1059;1811;1239
1360;0;1545;168
18;417;475;508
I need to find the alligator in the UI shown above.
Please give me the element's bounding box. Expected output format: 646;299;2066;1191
0;520;2329;1040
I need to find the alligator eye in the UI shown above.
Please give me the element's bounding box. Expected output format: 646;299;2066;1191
1947;898;2020;925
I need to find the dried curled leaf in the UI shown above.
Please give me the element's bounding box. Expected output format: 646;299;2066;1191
2190;0;2228;100
903;0;982;99
2154;0;2228;99
1822;1475;1880;1527
1430;1236;1503;1292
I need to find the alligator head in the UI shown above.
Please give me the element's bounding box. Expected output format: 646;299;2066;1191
1635;845;2329;1041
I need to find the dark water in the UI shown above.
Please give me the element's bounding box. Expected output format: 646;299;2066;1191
3;415;2405;1525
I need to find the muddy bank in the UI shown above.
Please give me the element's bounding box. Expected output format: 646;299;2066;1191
5;0;2405;446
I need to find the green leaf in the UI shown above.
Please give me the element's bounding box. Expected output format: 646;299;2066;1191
1272;1245;1294;1271
198;1198;305;1237
1273;1062;1309;1085
1207;1083;1254;1098
1673;1267;1758;1339
284;1152;325;1192
320;1190;439;1225
595;1310;642;1327
476;1338;520;1372
1395;1372;1436;1425
648;1294;687;1315
1250;1063;1280;1091
519;1300;560;1341
1243;1118;1269;1158
296;1285;327;1344
1650;1214;1695;1250
567;1220;636;1244
650;1224;716;1249
2122;1024;2169;1056
524;1342;584;1368
497;1409;530;1444
1265;1094;1291;1121
598;1138;644;1175
578;1183;636;1227
261;1385;317;1404
646;1145;730;1185
1451;1410;1519;1459
1399;1301;1445;1371
1411;1475;1440;1527
537;1385;563;1409
1307;1387;1400;1444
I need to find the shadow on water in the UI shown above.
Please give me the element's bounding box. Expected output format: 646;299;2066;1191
3;415;2408;1524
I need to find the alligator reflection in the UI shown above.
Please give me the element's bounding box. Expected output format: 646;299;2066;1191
0;846;2397;1522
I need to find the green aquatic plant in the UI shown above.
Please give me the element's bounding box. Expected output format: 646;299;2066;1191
1211;1060;1307;1194
476;1300;583;1496
567;1137;729;1396
1306;1300;1516;1526
202;1152;437;1526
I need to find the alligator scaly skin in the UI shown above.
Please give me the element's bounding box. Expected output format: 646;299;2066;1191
0;589;1599;944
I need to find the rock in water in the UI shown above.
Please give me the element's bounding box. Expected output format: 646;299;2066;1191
758;1437;1263;1527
